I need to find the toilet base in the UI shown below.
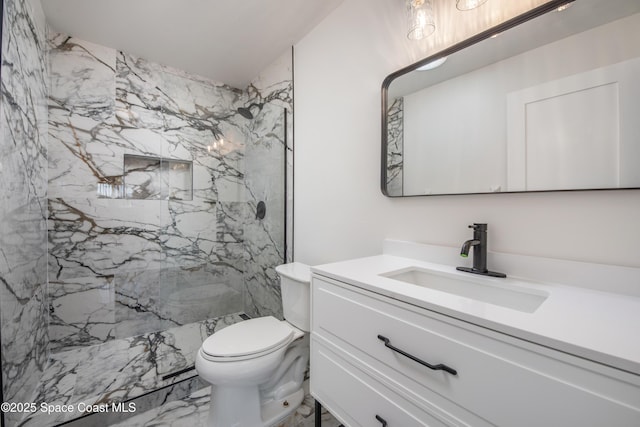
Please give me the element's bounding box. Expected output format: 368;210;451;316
207;386;304;427
262;387;304;427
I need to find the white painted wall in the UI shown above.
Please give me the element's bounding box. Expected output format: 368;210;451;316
403;70;506;195
293;0;640;272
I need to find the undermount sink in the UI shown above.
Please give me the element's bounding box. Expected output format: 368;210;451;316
381;267;548;313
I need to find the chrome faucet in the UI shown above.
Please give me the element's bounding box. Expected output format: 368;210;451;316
456;223;506;278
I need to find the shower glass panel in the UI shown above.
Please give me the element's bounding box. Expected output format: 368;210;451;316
0;0;49;424
1;25;287;427
1;1;290;423
243;104;287;319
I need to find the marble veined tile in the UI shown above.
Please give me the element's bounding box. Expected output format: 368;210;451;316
48;37;251;341
115;52;166;130
49;276;116;352
207;242;245;291
43;36;293;424
1;0;49;422
108;384;343;427
1;95;48;201
73;313;242;403
242;103;286;319
216;201;248;243
110;387;211;427
246;49;293;262
48;197;166;280
123;154;164;199
2;2;48;134
48;107;175;199
164;199;218;255
48;110;121;198
244;239;284;319
21;314;245;426
386;97;404;196
152;281;242;327
0;284;48;402
0;194;48;298
49;33;116;121
114;266;242;338
19;353;81;426
120;155;193;201
48;192;246;349
162;159;193;200
161;114;245;203
159;65;243;125
60;376;207;427
246;50;293;115
1;0;49;300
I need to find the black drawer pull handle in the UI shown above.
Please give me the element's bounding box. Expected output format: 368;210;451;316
376;414;388;426
377;335;457;376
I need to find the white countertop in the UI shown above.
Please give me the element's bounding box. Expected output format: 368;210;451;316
312;253;640;376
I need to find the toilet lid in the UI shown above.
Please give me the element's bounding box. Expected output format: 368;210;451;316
201;316;294;358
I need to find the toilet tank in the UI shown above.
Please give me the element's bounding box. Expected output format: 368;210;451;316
275;262;311;332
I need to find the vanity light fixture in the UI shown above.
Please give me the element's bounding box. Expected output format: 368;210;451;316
406;0;435;40
417;56;447;70
456;0;489;11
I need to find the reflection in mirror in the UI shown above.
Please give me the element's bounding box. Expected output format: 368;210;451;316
382;0;640;196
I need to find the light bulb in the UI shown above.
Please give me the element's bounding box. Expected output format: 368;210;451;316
406;0;435;40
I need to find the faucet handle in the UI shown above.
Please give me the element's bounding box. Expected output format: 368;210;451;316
468;223;487;231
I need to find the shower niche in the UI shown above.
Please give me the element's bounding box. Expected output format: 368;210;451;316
124;155;193;200
96;155;193;200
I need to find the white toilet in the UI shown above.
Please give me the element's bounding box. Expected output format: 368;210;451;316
195;262;311;427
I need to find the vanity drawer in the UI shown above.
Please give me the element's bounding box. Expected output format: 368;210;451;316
312;276;640;427
312;336;455;427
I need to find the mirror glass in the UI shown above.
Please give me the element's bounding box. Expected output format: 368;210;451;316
382;0;640;196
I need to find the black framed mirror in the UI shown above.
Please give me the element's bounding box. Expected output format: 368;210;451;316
382;0;640;197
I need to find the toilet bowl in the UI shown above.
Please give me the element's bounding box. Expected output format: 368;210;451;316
195;262;311;427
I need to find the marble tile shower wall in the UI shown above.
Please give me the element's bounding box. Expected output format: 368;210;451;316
47;33;290;352
386;97;404;196
0;0;49;424
243;52;292;319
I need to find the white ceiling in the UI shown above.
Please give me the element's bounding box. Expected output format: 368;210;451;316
41;0;345;89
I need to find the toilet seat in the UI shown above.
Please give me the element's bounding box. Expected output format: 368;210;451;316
200;316;294;362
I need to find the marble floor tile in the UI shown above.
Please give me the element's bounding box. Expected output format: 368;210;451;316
19;313;245;426
109;386;343;427
60;376;207;427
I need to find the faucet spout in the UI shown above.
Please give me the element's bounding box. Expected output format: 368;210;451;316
460;239;480;257
456;223;506;278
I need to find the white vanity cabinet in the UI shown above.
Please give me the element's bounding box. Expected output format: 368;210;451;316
310;275;640;427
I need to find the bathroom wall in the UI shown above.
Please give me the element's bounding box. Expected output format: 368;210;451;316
0;0;49;422
47;33;248;351
294;0;640;273
47;32;292;350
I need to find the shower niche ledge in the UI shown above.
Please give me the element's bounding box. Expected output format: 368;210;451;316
97;154;193;200
310;240;640;427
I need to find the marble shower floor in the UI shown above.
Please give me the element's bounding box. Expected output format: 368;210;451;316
20;313;246;426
